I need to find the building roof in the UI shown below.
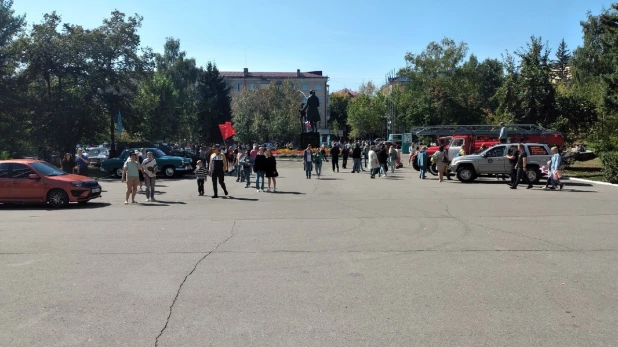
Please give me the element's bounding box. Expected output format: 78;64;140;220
334;88;358;97
220;71;326;79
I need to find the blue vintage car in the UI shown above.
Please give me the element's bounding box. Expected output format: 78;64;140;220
101;148;193;178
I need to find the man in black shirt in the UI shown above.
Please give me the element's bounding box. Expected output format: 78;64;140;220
506;145;519;186
209;146;229;198
330;143;340;172
511;144;533;189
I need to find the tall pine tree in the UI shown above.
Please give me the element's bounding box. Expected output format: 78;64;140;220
554;38;571;82
196;62;231;144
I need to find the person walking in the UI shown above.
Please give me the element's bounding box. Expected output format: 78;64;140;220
352;144;362;173
264;149;278;192
368;145;380;179
61;153;75;174
361;144;369;171
506;145;519;186
330;143;340;172
75;148;89;176
378;145;388;177
341;145;349;169
194;160;207;196
121;152;141;204
235;149;243;182
547;146;564;190
408;144;417;166
314;145;326;178
511;143;533;189
303;144;313;179
417;147;428;179
388;145;397;173
254;147;267;192
436;145;450;182
209;146;229;198
136;150;145;191
141;151;158;202
239;150;253;188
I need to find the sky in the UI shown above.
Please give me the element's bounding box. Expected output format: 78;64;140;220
12;0;613;92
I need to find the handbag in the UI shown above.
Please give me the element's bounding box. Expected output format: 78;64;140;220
273;170;279;177
553;170;563;180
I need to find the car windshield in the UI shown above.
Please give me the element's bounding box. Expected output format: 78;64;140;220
31;161;68;176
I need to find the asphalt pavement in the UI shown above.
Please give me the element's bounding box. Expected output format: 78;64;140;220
1;161;617;347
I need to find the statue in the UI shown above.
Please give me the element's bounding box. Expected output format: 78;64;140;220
298;103;307;133
301;90;320;133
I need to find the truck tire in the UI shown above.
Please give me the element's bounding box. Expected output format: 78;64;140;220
456;166;476;183
429;163;438;176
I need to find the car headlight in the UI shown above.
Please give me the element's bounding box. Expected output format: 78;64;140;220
70;182;85;188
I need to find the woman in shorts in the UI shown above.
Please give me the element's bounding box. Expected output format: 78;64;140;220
122;152;142;204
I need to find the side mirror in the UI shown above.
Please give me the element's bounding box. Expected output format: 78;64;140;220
480;153;486;158
28;174;40;180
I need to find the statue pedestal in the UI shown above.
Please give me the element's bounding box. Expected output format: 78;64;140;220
299;132;320;149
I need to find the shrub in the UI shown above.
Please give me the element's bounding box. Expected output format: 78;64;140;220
0;151;10;160
599;152;618;184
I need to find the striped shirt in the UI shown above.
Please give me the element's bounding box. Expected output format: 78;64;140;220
194;166;207;179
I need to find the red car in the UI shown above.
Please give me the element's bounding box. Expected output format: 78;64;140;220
0;159;102;208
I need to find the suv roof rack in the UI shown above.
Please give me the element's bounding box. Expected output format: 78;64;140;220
410;124;561;137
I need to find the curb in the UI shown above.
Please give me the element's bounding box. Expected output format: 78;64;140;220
565;177;618;187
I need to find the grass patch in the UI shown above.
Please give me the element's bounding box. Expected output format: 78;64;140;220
564;157;604;181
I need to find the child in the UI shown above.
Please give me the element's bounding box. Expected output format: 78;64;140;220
194;160;208;196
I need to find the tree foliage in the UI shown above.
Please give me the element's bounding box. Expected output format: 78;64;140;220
231;81;300;143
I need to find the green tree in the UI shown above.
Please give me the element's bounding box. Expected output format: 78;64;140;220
328;92;350;126
347;93;384;138
494;37;557;126
0;0;27;156
196;62;231;144
554;38;571;81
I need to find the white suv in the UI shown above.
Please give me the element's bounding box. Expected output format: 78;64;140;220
449;143;552;183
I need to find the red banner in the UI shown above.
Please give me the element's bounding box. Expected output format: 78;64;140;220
219;122;236;140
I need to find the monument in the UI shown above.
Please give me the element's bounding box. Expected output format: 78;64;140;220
299;90;320;148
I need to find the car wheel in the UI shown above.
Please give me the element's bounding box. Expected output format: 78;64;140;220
457;166;476;183
412;160;420;171
47;189;69;208
527;168;540;184
115;168;123;178
164;166;175;178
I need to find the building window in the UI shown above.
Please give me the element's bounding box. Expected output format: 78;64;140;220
315;84;322;91
301;84;308;91
249;84;256;90
236;83;241;91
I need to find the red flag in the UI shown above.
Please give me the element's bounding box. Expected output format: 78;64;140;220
219;122;236;140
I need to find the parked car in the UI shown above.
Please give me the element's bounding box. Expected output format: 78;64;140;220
449;143;551;184
0;159;102;208
100;148;192;178
86;147;109;167
169;149;201;168
262;143;278;150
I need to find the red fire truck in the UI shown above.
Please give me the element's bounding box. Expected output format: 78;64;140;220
410;124;565;175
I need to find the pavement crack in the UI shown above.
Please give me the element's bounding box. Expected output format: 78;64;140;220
154;220;237;347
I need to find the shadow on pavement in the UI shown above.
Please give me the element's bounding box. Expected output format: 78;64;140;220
317;178;343;181
273;191;306;195
564;182;594;187
0;202;112;210
226;197;259;201
151;200;187;204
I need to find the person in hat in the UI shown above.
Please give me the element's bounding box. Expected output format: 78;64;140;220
499;122;507;144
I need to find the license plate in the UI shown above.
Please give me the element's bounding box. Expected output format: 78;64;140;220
92;188;101;193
